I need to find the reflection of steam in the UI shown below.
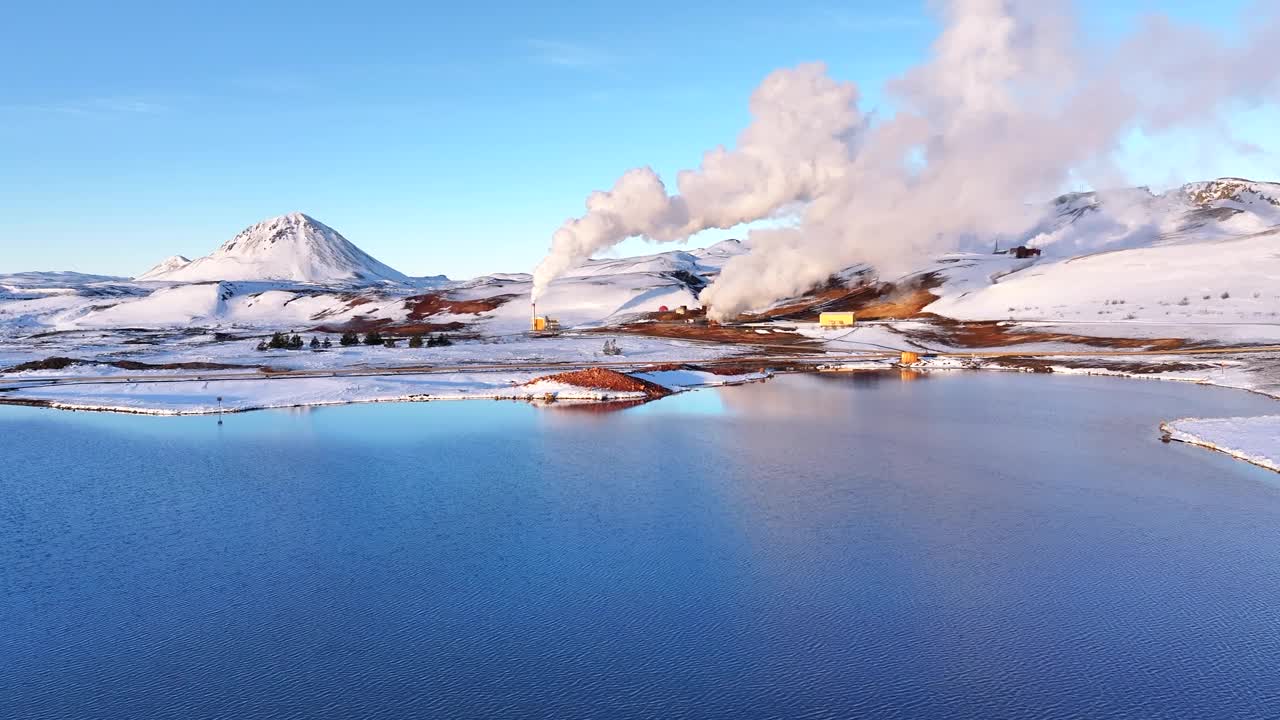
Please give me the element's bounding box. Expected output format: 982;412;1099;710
713;371;925;419
533;0;1280;319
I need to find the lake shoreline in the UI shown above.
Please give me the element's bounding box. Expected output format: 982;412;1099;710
0;369;772;416
4;360;1279;474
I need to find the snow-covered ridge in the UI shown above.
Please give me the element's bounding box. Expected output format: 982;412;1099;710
0;271;130;289
145;212;409;285
1018;178;1280;255
1182;178;1280;209
136;255;191;280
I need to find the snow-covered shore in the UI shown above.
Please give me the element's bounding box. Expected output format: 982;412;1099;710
0;368;769;416
1161;416;1280;473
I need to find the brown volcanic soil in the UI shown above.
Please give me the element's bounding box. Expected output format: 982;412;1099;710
637;362;770;376
611;274;942;350
526;368;672;398
309;292;516;334
995;357;1215;374
311;317;470;334
753;273;943;322
901;317;1193;352
405;293;517;320
604;322;822;352
3;356;260;374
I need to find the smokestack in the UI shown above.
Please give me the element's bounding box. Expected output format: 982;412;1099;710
531;0;1280;319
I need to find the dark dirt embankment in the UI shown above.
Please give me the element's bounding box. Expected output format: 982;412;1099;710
637;362;770;376
310;292;515;334
404;293;517;319
610;274;943;349
754;273;943;322
3;357;260;374
994;357;1216;374
901;317;1194;352
526;368;672;399
603;322;822;352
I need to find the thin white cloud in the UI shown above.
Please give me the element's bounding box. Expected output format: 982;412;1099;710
526;39;615;69
0;97;169;116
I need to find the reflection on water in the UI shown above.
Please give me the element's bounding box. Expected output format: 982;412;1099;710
532;398;651;414
3;373;1280;719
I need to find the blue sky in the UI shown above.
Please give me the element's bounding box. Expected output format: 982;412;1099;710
1;0;1273;278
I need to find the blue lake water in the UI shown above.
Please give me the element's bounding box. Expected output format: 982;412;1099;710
4;372;1280;719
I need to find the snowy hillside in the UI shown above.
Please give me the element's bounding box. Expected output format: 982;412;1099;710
922;179;1280;324
146;213;409;285
562;239;746;279
136;255;191;280
0;271;130;291
1022;179;1280;255
454;238;751;332
927;230;1280;324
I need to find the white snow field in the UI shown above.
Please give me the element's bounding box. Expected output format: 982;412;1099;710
1162;416;1280;473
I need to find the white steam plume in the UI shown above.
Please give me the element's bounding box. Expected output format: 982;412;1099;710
530;62;862;301
533;0;1280;319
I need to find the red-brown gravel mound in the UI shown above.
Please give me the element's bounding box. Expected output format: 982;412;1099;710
526;368;672;398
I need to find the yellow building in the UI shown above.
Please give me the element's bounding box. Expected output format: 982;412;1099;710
819;311;856;328
531;316;561;333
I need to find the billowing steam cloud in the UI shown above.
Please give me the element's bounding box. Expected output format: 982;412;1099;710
530;63;863;299
533;0;1280;319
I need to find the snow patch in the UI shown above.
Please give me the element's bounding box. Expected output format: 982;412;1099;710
1162;416;1280;473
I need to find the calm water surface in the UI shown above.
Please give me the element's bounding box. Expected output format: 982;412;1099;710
3;372;1280;719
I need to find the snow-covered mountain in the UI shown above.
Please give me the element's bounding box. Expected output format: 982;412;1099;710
136;255;191;280
560;238;746;280
1021;178;1280;255
921;178;1280;324
146;213;409;285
